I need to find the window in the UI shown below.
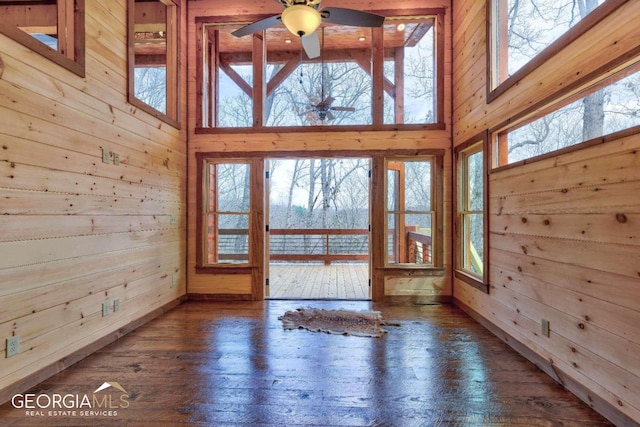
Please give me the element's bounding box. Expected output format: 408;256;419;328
201;160;252;265
385;157;441;267
264;24;373;127
196;9;445;130
128;0;180;127
0;0;85;76
383;16;438;125
198;23;254;128
456;137;488;292
489;0;616;93
495;62;640;166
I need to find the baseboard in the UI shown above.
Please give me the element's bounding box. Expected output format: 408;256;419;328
188;293;254;301
0;295;186;406
454;297;639;427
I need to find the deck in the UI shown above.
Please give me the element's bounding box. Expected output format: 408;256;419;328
268;263;370;299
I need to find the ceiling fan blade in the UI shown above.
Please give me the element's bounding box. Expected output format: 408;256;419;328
317;96;335;108
326;111;336;121
331;106;356;112
321;7;385;27
231;15;282;37
301;32;321;59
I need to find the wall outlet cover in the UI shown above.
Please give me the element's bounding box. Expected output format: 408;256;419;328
113;299;120;312
102;301;110;317
6;336;19;358
113;153;120;165
102;148;111;164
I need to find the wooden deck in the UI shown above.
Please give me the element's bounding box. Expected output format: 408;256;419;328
0;300;613;426
268;263;370;299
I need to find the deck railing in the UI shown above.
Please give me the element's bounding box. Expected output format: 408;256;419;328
269;228;368;265
216;228;431;265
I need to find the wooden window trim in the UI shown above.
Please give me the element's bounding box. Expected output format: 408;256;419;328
195;8;446;130
486;0;627;104
454;131;489;293
127;0;181;129
0;0;85;77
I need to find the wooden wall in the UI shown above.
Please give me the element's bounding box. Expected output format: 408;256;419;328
0;1;187;403
186;0;453;302
452;0;640;424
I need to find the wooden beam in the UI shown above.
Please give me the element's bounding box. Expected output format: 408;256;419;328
266;58;299;97
347;50;395;98
219;58;252;98
405;22;433;48
371;27;384;125
394;47;405;124
252;33;265;127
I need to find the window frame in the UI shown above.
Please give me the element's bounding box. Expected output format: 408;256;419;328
454;132;489;293
196;156;264;272
0;0;85;77
491;58;640;169
127;0;181;128
200;159;252;267
195;8;446;133
487;0;626;103
382;155;443;269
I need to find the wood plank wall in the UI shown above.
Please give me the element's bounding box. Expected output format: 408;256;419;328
0;1;187;403
187;0;453;302
452;0;640;424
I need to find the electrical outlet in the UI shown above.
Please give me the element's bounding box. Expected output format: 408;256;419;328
113;299;120;312
6;336;19;358
113;153;120;166
172;275;177;286
170;214;177;225
541;319;550;337
101;148;111;164
102;301;110;317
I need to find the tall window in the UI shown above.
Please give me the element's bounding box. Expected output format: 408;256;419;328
264;24;373;127
456;141;487;286
128;0;180;126
385;158;439;267
0;0;85;76
196;10;444;129
383;16;437;125
495;62;640;166
490;0;612;90
199;23;254;128
202;160;252;265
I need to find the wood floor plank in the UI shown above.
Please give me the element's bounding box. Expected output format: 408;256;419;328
0;300;614;426
269;263;369;299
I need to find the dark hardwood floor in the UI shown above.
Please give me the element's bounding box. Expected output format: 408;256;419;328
0;300;613;426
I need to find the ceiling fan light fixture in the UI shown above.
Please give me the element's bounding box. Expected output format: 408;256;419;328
281;4;322;37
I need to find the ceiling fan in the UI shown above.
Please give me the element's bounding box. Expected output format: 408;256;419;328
231;0;385;59
300;96;355;122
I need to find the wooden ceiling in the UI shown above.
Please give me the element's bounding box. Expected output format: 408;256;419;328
211;19;433;54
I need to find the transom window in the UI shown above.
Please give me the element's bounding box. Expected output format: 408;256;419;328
0;0;85;76
489;0;613;92
196;10;443;130
495;61;640;166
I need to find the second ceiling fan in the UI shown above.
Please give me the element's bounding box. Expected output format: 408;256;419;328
231;0;385;59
